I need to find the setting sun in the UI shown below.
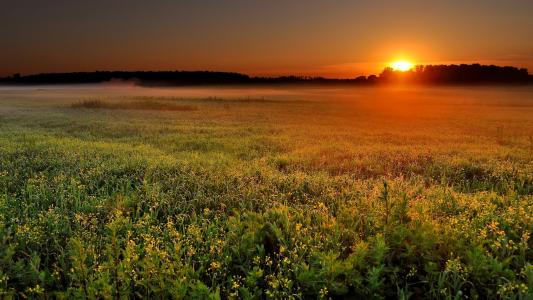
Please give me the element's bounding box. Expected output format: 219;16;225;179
391;60;414;72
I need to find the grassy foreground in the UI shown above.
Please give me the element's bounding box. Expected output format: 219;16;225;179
0;86;532;299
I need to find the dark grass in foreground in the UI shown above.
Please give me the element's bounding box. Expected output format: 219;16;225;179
0;86;532;299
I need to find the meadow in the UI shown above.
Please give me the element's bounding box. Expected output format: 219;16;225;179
0;85;531;299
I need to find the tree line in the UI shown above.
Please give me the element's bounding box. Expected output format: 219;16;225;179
379;64;530;84
0;64;531;86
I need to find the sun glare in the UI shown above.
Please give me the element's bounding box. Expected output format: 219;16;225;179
391;60;413;72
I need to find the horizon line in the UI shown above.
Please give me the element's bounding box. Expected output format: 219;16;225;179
2;63;531;80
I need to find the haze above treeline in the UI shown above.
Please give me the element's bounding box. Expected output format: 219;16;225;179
1;64;531;86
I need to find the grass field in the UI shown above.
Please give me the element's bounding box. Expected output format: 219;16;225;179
0;85;532;299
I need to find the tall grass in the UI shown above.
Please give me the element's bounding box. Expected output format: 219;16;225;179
0;86;531;298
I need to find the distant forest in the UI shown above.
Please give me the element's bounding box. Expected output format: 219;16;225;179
0;64;531;86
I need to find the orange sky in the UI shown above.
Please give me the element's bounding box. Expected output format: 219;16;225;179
1;1;532;78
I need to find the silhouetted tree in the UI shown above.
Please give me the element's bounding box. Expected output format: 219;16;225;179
377;64;530;85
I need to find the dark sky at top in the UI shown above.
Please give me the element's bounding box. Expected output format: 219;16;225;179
1;0;532;77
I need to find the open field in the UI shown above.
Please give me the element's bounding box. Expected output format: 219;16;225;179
0;85;532;298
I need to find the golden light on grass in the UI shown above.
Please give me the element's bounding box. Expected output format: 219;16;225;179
390;60;414;71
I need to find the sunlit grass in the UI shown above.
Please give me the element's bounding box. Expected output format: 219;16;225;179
0;86;531;298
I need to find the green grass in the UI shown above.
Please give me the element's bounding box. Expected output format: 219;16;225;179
0;86;532;299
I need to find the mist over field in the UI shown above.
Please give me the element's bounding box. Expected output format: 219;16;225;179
2;83;533;104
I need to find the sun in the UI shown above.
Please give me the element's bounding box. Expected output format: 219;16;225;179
391;60;413;72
